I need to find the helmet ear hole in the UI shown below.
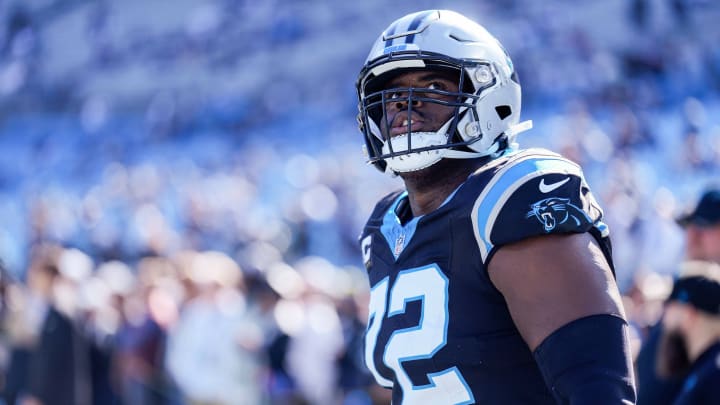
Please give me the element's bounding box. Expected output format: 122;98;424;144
495;105;512;120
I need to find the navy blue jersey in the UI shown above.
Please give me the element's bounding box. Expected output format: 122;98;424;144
359;148;612;404
672;342;720;405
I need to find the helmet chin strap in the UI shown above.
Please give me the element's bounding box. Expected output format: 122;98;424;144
381;119;533;173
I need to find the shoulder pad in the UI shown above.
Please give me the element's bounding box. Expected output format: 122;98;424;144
471;150;606;261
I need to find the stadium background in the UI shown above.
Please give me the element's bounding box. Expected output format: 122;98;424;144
0;0;719;404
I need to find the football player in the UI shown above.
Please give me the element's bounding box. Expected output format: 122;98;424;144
356;10;636;404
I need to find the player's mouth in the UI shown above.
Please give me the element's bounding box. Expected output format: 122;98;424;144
389;115;426;136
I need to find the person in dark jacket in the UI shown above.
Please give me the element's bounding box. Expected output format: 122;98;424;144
636;187;720;405
656;262;720;405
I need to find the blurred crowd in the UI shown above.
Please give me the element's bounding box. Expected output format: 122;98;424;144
0;243;388;405
0;0;720;404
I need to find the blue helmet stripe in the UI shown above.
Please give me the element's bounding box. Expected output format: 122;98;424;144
384;23;397;48
405;10;434;44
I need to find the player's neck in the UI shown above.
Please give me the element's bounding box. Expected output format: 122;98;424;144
400;158;486;216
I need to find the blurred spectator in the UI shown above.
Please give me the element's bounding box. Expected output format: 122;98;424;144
164;251;264;405
113;257;178;405
23;245;93;405
675;188;720;263
657;262;720;404
0;258;7;318
0;259;15;403
0;267;44;405
335;295;374;400
284;290;344;405
636;187;720;404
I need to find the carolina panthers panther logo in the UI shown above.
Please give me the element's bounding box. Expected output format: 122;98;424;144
526;197;592;232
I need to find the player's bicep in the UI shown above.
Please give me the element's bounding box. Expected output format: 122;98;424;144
488;232;625;351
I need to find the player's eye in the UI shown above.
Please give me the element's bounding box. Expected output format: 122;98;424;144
422;81;455;99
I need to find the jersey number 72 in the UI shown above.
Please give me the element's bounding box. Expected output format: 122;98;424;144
365;264;475;404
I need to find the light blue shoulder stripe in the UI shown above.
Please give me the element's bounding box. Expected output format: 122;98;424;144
471;154;583;261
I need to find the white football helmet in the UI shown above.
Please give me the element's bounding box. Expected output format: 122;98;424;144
356;10;532;173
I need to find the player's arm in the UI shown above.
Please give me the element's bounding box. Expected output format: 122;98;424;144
475;151;636;403
489;232;636;404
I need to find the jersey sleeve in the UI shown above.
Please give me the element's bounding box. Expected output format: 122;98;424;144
471;150;608;262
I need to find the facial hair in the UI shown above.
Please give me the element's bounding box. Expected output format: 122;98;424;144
656;329;692;379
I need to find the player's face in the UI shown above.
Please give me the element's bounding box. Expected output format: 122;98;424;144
380;70;460;140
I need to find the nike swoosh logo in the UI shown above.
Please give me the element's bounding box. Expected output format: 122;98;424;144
539;177;570;193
